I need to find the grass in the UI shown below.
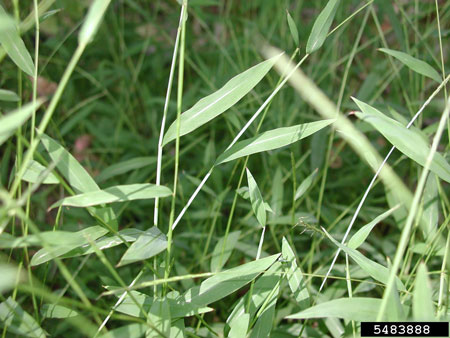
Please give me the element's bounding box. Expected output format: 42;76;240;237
0;0;449;337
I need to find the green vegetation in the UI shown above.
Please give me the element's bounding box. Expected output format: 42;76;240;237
0;0;449;336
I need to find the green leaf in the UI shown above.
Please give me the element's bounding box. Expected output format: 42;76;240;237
348;205;399;249
22;160;59;185
379;48;441;83
78;0;111;45
422;174;439;239
162;55;282;146
0;297;47;337
246;168;266;227
30;226;108;266
0;5;34;76
0;88;19;101
322;228;406;291
96;156;156;182
294;168;318;201
118;227;167;267
249;285;278;338
0;100;43;146
281;238;309;307
216;119;334;164
41;133;118;230
286;10;299;46
51;183;172;209
306;0;340;54
229;313;249;338
413;263;435;320
353;98;450;183
210;231;240;272
0;264;22;293
97;323;146;338
147;298;171;338
180;254;280;307
286;297;381;322
41;304;78;318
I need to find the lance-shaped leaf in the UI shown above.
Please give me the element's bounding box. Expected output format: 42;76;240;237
286;297;381;322
286;11;299;46
97;323;146;338
41;305;78;319
22;160;59;185
41;133;119;230
294;168;318;201
210;230;241;272
353;99;450;183
0;5;34;76
117;227;167;266
379;48;441;83
322;228;405;291
246;168;266;227
348;205;399;249
216;119;334;164
30;226;108;266
0;297;47;337
413;263;435;321
306;0;340;54
51;183;172;209
0;100;43;146
0;88;19;101
162;55;282;146
96;156;156;182
179;254;280;308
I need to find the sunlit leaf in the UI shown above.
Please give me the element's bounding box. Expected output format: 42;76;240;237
306;0;340;54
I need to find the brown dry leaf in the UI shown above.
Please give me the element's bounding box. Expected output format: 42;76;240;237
35;76;57;97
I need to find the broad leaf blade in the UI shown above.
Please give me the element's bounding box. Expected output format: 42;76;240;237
246;168;266;227
216;119;334;164
96;156;156;182
0;5;34;76
41;305;78;318
51;183;172;208
97;324;146;338
210;231;240;272
162;55;281;146
118;227;167;266
286;297;381;322
0;88;19;101
306;0;340;54
353;98;450;183
379;48;441;83
22;160;59;184
413;263;435;320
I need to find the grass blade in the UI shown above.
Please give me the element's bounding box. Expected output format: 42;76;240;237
22;160;59;185
246;168;266;227
306;0;341;54
50;183;172;209
210;230;240;272
413;263;435;320
0;88;19;101
78;0;111;46
216;119;334;165
379;48;441;83
162;55;282;146
0;5;34;76
286;10;299;46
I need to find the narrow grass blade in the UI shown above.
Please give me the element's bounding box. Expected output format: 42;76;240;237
22;160;59;184
246;168;266;227
294;168;318;201
286;11;299;46
78;0;111;46
0;100;43;146
379;48;441;83
281;238;309;307
0;88;19;101
354;100;450;183
348;205;399;249
322;228;405;291
210;231;240;272
162;55;282;146
306;0;340;54
51;183;172;209
41;133;118;230
286;297;381;322
216;119;334;164
0;297;47;337
413;263;435;320
117;227;167;267
41;305;78;319
181;254;280;307
30;226;108;266
0;5;34;76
